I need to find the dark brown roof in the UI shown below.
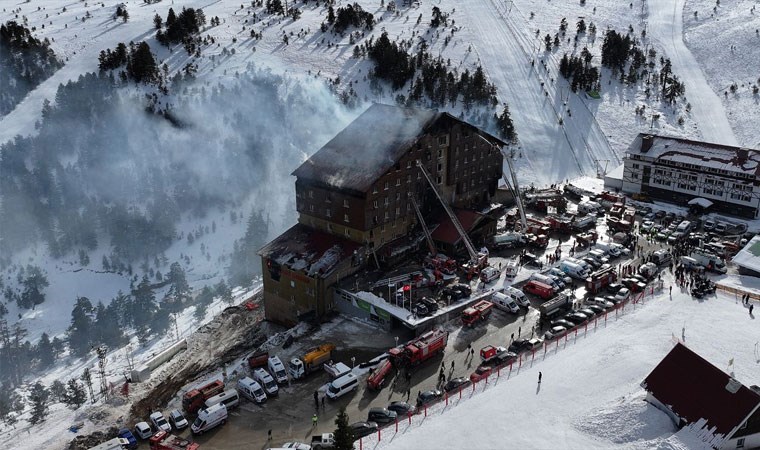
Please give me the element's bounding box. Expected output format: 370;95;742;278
431;208;486;245
292;103;505;194
642;343;760;437
257;224;361;278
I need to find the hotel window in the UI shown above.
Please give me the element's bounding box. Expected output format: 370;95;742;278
344;228;350;237
308;190;314;198
325;194;331;203
703;178;724;197
344;214;349;223
326;208;331;218
730;184;752;202
396;192;401;201
396;178;401;186
437;176;442;184
407;160;412;169
327;223;332;231
384;211;389;220
309;204;314;212
373;200;378;209
407;174;411;183
372;186;378;194
384;197;389;206
438;149;443;158
343;199;349;207
396;207;401;216
384;181;389;190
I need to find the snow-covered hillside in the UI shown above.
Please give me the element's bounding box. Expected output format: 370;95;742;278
374;274;759;449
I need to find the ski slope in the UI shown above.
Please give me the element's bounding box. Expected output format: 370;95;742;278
647;0;738;146
373;274;758;449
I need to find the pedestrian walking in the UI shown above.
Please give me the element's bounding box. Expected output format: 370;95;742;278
312;414;318;427
470;348;475;358
451;360;455;370
511;332;514;342
669;286;672;295
518;326;521;337
321;396;325;409
268;429;272;441
538;372;542;383
750;304;754;315
406;387;411;401
313;390;319;408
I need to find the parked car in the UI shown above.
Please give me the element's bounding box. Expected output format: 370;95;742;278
150;412;171;433
544;326;567;340
470;365;493;383
168;409;188;431
605;295;622;305
387;401;417;416
582;257;601;270
644;212;656;221
134;422;153;440
584;304;605;315
491;350;518;366
444;377;472;393
615;288;630;301
587;297;614;308
578;308;598;318
550;319;576;330
419;297;439;313
564;312;588;325
703;219;716;231
416;389;443;407
521;252;543;268
117;428;138;449
350;422;378;439
367;407;397;425
655;210;666;219
508;338;531;353
641;220;654;232
412;303;429;317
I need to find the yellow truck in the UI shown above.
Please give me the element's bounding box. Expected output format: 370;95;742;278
288;344;335;379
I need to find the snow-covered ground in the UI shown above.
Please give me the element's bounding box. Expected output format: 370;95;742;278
369;272;759;449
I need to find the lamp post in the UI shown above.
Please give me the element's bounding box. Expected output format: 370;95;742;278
351;356;356;369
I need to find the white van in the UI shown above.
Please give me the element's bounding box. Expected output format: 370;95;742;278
492;292;519;313
325;372;359;400
503;286;530;307
676;220;691;233
560;260;589;279
479;267;500;283
578;201;601;215
253;368;279;397
593;242;619;258
89;438;131;450
588;249;610;264
267;356;289;384
237;377;268;404
205;389;240;410
192;403;227;434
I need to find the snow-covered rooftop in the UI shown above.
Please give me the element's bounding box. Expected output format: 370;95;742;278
732;235;760;274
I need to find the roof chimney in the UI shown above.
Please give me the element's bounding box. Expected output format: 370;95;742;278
737;148;749;164
641;135;654;153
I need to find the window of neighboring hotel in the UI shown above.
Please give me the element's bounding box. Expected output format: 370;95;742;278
381;224;386;232
373;186;378;194
731;184;752;202
384;211;389;220
384;197;389;206
396;207;401;216
396;192;401;201
437;176;442;184
407;174;411;183
325;194;331;203
327;223;332;231
737;438;745;448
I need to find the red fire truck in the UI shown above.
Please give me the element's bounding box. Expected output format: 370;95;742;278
182;380;224;414
461;300;494;327
585;267;617;294
149;431;200;450
366;358;394;390
388;329;449;367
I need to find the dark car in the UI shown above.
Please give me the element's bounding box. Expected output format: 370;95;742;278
508;338;531;354
655;210;666;219
564;312;589;325
491;350;518;366
551;319;576;329
582;257;601;270
443;377;472;393
521;252;542;268
578;308;597;318
367;407;397;425
387;401;417;416
419;297;439;313
350;421;378;439
607;283;623;294
585;304;605;315
605;295;622;305
118;428;138;449
632;274;648;284
416;389;443;407
412;303;429;317
453;283;472;297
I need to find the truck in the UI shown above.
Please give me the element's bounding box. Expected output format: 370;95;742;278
547;215;574;234
526;217;551;235
311;433;335;450
479;345;508;363
585;267;617;294
366;358;394;390
182;380;224;414
247;351;269;370
597;191;625;208
690;251;727;274
526;233;549;248
575;231;598;247
149;431;200;450
324;361;351;379
88;438;131;450
289;344;336;379
606;216;632;232
461;300;494;327
572;215;595;231
388;328;448;367
492;232;526;249
539;293;572;322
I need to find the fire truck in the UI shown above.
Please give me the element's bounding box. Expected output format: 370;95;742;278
526;217;551;236
461;300;494;327
388;329;449;367
547;215;574;234
149;431;200;450
366;358;394;390
182;380;224;414
585;267;617;294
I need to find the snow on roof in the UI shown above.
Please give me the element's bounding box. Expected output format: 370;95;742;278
732;235;760;273
627;134;760;177
687;197;713;208
292;103;506;194
258;224;361;278
642;342;760;438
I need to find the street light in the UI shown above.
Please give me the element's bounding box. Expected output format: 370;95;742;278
351;356;356;369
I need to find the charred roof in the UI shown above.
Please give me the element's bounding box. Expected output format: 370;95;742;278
292;103;506;194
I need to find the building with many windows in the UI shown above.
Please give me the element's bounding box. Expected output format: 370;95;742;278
258;104;506;326
621;134;760;218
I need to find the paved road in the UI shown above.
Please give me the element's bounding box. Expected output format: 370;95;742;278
647;0;738;145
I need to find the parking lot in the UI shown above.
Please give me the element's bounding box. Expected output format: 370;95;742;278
138;187;749;449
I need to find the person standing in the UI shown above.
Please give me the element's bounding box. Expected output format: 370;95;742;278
538;372;542;383
321;396;325;410
313;390;319;409
750;304;754;315
312;414;318;427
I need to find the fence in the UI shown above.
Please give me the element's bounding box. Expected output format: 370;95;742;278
715;283;759;302
357;282;662;448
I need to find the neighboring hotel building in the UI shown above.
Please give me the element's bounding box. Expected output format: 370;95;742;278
258;103;505;326
620;134;760;218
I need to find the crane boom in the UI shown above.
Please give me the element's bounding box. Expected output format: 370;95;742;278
415;160;479;261
410;196;436;256
501;148;528;230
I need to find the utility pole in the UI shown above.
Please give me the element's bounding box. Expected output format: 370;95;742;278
96;345;109;400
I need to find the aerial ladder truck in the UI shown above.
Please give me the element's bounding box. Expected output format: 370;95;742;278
416;161;488;279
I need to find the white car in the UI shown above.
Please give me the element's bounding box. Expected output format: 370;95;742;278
149;411;171;433
168;409;188;430
134;421;153;439
609;243;631;256
544;326;567;340
615;288;630;302
641;220;654;232
282;443;311;450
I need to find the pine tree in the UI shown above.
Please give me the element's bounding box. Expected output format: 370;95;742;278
165;262;190;309
18;265;48;310
215;280;233;305
65;378;87;409
333;407;354;450
67;297;94;357
0;384;22;426
131;276;156;333
28;381;49;425
49;380;67;403
81;368;95;404
35;332;55;369
153;13;163;29
166;8;177;28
